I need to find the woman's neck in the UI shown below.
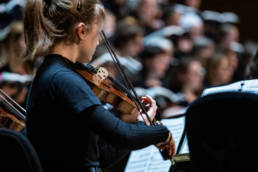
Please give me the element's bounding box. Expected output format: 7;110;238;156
50;42;79;63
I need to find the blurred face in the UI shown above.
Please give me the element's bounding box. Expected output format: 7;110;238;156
223;26;239;48
183;61;204;91
11;34;26;55
191;25;204;39
167;12;182;26
227;27;239;43
139;0;159;24
198;45;215;62
186;0;201;9
178;37;193;53
149;53;171;77
103;13;116;38
123;35;143;57
214;57;233;85
78;23;101;63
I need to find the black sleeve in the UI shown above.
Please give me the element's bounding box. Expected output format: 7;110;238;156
98;137;130;169
82;105;169;150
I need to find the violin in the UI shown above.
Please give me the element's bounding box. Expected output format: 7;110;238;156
0;89;26;131
0;108;25;131
75;31;175;160
75;63;140;123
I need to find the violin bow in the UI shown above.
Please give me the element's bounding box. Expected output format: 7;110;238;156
100;31;174;161
0;88;26;121
100;31;153;125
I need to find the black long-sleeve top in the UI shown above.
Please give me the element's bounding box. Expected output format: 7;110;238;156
25;54;169;172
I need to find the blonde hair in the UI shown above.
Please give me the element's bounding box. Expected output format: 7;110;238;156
23;0;105;66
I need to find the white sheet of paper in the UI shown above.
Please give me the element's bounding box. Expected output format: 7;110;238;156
161;117;186;150
124;117;188;172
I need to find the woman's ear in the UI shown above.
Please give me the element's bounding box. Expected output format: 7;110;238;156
76;22;87;41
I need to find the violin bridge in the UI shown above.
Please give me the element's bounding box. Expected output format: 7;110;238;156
94;67;109;86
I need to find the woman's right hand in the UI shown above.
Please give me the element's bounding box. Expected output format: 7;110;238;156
156;132;176;159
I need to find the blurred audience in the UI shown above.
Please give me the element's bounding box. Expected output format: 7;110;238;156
0;0;258;119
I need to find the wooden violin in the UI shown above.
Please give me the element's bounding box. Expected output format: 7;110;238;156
0;89;26;131
75;63;140;123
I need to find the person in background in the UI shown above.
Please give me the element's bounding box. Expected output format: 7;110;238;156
101;10;116;39
182;0;202;11
167;57;204;105
191;36;215;66
136;46;172;88
163;3;185;26
179;12;204;39
0;21;27;74
102;0;130;20
0;21;31;107
219;24;240;51
204;53;233;88
174;32;194;58
202;50;258;96
91;21;144;81
128;0;163;35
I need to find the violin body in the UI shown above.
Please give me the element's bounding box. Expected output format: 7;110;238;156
76;65;139;123
0;89;26;132
0;108;25;131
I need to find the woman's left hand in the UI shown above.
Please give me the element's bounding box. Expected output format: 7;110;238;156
137;95;157;125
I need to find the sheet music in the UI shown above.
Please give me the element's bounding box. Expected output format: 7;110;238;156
161;117;186;150
180;137;189;154
125;117;188;172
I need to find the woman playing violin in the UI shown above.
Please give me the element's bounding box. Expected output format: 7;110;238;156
23;0;175;172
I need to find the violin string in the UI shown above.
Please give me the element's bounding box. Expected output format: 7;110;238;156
107;76;137;101
100;31;153;125
0;89;26;115
0;92;26;121
0;88;26;115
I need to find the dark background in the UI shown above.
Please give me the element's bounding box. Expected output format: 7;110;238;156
201;0;258;43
